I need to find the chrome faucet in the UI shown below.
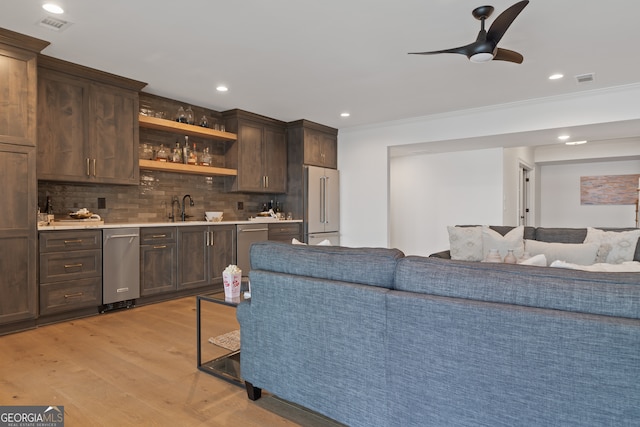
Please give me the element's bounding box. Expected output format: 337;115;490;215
181;194;194;221
169;196;180;222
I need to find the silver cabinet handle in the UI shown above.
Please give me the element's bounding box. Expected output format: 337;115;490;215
153;245;167;249
210;231;214;246
151;234;167;238
64;239;83;245
92;158;97;177
86;158;90;176
206;230;210;246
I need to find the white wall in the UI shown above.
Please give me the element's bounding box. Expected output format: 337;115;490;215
540;159;640;227
338;83;640;248
503;146;536;226
390;148;503;256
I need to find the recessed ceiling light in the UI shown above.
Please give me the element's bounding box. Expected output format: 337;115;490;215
340;112;350;117
565;140;587;146
216;85;228;92
42;3;64;14
557;135;570;141
548;73;564;80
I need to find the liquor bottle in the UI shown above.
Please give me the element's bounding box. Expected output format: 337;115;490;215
45;196;53;214
201;147;212;166
172;141;182;163
188;143;198;165
176;106;187;123
182;136;190;164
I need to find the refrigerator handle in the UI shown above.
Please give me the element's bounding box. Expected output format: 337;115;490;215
320;176;326;223
324;176;330;224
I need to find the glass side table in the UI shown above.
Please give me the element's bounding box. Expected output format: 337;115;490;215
196;290;247;386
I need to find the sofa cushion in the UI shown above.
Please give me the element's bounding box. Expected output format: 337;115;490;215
584;227;640;264
393;256;640;319
535;227;587;243
482;225;524;260
250;241;404;289
524;240;599;266
447;226;483;261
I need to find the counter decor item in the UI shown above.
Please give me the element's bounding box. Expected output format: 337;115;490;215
504;250;518;264
484;248;503;263
222;264;242;300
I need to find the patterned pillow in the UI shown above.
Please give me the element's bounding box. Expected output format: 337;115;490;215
447;226;483;261
482;225;524;260
584;228;640;264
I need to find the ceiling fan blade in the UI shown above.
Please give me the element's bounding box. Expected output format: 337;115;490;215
486;0;529;46
408;43;474;57
493;47;524;64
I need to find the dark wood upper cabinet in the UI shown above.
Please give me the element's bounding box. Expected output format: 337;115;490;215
223;110;287;193
37;55;146;185
288;119;338;169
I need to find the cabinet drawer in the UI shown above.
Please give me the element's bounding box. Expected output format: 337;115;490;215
39;249;102;283
141;227;176;244
39;277;101;315
268;223;301;242
40;230;102;252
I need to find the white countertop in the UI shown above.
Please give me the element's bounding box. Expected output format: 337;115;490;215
38;219;302;231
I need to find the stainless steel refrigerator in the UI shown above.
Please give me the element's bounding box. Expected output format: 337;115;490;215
304;165;340;245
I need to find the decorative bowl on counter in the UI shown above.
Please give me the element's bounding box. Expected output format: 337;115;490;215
205;211;223;222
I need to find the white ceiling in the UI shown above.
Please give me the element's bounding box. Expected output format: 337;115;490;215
2;0;640;132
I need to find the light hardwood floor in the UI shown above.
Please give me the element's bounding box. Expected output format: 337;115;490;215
0;297;344;427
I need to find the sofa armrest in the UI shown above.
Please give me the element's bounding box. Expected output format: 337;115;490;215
429;250;451;259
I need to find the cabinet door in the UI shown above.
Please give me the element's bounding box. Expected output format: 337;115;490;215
208;225;236;284
303;128;337;169
177;226;209;290
90;82;139;184
264;126;287;193
140;243;176;296
0;144;37;325
236;122;265;192
0;47;37;147
37;69;91;181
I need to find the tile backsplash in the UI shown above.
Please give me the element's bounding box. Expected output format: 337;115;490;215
38;171;280;224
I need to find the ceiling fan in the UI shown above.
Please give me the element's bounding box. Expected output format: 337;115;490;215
409;0;529;64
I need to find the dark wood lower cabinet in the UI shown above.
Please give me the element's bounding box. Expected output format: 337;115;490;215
178;225;236;291
38;230;102;319
140;227;177;296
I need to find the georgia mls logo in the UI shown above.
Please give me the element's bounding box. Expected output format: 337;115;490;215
0;405;64;427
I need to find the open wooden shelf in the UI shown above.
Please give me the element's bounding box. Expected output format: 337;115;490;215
139;159;237;177
139;115;237;141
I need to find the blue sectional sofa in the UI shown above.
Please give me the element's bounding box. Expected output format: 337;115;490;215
237;241;640;427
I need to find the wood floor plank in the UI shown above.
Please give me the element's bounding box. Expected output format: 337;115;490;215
0;297;344;427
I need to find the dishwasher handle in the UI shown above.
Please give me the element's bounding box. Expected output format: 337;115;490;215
239;228;269;232
105;234;139;239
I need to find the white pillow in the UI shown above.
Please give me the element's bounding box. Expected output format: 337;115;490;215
525;240;599;266
518;253;547;266
584;228;640;264
447;226;483;261
482;225;524;260
291;238;332;246
550;260;640;272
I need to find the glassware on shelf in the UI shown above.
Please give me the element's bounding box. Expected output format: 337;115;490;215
176;106;187;123
139;143;153;160
156;144;169;162
185;106;195;125
201;147;212;166
199;115;209;128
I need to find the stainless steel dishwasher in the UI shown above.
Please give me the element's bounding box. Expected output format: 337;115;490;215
103;228;140;310
236;223;269;276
